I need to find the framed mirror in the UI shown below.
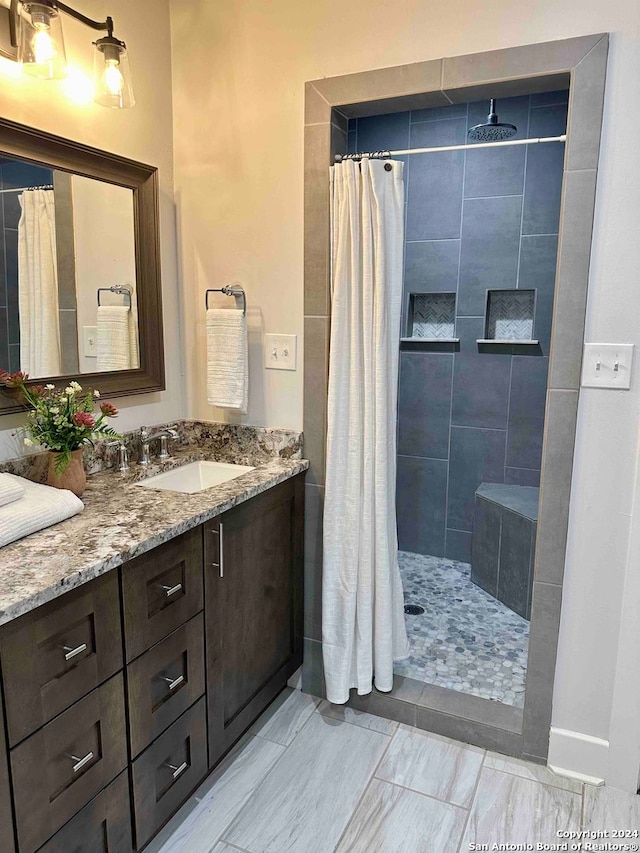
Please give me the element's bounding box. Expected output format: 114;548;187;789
0;117;164;413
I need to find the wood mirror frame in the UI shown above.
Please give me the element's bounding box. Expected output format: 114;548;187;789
0;117;165;414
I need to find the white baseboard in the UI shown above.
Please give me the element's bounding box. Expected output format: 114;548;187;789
548;726;609;786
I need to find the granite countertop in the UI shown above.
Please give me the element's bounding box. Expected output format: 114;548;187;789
0;446;308;627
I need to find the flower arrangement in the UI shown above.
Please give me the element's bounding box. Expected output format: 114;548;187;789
0;371;121;474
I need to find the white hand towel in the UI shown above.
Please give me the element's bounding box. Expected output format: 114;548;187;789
0;474;84;548
0;473;25;508
206;308;248;412
96;305;139;371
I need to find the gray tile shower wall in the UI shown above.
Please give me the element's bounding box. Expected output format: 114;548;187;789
349;93;568;561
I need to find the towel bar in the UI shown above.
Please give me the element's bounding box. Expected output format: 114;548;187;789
97;285;133;308
205;283;246;314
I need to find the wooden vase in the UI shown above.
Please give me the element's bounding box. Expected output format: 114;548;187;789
47;448;87;497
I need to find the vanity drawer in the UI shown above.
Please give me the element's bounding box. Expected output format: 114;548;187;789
127;612;205;757
37;770;133;853
132;696;207;849
11;673;127;853
122;527;203;662
0;572;123;747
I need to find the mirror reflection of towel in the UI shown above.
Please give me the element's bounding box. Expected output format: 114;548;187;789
96;305;139;371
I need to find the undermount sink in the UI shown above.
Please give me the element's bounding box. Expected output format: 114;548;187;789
136;461;255;494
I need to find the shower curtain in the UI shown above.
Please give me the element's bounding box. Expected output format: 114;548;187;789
18;189;61;378
322;159;410;705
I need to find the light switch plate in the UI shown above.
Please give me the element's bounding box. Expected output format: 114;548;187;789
83;326;98;358
581;343;634;389
265;334;297;371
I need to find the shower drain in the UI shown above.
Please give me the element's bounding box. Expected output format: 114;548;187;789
404;604;425;616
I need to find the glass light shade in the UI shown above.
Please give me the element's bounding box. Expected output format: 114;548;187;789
93;38;135;109
18;2;68;79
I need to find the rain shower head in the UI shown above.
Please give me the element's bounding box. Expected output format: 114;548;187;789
467;99;517;142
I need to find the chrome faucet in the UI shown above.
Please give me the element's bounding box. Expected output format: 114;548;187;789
139;426;179;467
108;440;130;473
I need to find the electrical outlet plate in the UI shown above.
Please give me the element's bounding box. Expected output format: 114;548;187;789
83;326;98;358
265;334;297;371
581;343;634;389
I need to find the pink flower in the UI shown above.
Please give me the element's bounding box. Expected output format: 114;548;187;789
73;412;96;429
99;402;119;417
0;370;29;388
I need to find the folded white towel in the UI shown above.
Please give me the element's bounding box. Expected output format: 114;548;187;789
0;473;25;508
0;474;84;548
206;308;248;412
96;305;140;371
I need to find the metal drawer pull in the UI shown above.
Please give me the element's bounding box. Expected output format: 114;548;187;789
70;751;94;773
63;643;88;661
165;761;188;780
161;583;183;598
161;675;185;691
219;522;224;578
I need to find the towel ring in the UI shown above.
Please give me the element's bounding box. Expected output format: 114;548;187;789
205;283;246;314
97;285;133;309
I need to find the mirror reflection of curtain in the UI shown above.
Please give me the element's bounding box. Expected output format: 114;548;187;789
18;190;61;378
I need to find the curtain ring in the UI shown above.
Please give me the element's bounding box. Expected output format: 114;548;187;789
384;162;393;171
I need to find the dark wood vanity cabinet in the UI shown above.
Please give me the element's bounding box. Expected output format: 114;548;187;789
205;477;304;765
0;473;304;852
0;689;15;853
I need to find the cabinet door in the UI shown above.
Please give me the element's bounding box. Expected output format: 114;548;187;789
205;475;304;766
0;686;15;853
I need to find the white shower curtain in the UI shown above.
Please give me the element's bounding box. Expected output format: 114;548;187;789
18;189;61;378
322;159;409;705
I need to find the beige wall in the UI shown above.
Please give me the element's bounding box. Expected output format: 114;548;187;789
0;0;183;458
170;0;640;783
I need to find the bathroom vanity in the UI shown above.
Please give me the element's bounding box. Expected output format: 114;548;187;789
0;440;306;852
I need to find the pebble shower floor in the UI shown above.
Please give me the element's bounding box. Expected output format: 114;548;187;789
394;551;529;707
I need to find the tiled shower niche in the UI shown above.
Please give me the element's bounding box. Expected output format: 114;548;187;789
484;289;537;342
406;292;456;340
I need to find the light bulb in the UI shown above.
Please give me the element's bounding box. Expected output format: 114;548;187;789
18;3;67;79
103;59;124;96
93;37;135;108
31;26;56;66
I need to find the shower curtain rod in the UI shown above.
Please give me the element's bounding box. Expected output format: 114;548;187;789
334;134;567;161
0;185;54;194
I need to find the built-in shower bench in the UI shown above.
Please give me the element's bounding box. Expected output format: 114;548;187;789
470;483;540;620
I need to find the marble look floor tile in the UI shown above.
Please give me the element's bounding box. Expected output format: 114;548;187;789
584;784;640;829
212;844;247;853
376;725;484;807
250;687;320;746
462;767;581;848
484;751;583;794
317;701;399;735
336;778;467;853
146;735;285;853
223;712;390;853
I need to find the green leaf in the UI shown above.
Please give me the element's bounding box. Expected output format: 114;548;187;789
54;449;71;476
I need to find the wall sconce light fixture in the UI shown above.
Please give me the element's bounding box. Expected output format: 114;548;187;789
0;0;134;108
